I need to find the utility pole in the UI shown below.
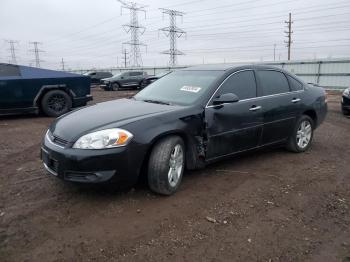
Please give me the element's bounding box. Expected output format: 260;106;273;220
159;8;186;67
5;40;18;64
29;41;44;67
284;13;293;61
118;0;147;67
60;58;65;71
273;44;276;61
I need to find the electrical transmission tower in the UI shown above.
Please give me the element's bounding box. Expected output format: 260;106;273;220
5;40;18;64
284;13;293;61
159;8;186;67
118;0;147;67
61;58;65;71
29;41;44;67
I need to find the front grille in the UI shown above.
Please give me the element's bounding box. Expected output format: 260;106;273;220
47;130;69;147
65;172;98;182
52;135;69;147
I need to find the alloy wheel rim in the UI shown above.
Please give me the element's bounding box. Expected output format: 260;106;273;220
296;120;312;149
168;144;184;187
48;94;66;112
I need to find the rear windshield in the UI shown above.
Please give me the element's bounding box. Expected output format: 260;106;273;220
134;70;222;105
0;64;21;77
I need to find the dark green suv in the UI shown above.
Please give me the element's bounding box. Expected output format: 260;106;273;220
101;71;148;91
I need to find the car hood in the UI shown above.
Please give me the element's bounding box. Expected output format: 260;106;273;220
102;76;119;81
50;98;182;142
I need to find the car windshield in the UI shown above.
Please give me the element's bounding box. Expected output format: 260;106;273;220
111;73;122;78
134;70;221;106
156;71;171;78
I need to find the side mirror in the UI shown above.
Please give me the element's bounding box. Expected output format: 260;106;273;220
212;93;239;105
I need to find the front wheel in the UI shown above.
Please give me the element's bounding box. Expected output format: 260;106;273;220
286;115;314;153
111;83;120;91
148;136;185;195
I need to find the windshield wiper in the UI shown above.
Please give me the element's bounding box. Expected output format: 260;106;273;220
142;99;172;105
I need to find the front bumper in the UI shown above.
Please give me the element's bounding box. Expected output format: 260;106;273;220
73;94;93;107
41;134;144;185
341;95;350;110
100;82;112;90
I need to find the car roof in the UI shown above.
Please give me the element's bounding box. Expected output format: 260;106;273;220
0;63;84;79
182;64;284;72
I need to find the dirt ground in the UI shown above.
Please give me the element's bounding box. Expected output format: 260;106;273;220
0;88;349;262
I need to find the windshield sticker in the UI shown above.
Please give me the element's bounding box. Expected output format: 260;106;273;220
180;86;202;93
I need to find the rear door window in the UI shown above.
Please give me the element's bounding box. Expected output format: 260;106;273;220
0;64;21;77
287;75;303;91
257;70;290;96
130;72;142;76
216;70;257;100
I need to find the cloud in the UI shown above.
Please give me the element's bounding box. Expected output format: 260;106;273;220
1;0;349;69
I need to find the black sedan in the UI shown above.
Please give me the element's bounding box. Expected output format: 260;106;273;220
341;87;350;115
41;65;327;195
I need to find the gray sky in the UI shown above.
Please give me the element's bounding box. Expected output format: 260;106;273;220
1;0;350;70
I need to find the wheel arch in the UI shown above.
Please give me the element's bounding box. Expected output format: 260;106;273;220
302;109;318;127
34;85;73;108
138;130;198;180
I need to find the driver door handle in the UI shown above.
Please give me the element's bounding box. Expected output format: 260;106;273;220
249;105;262;112
291;98;301;103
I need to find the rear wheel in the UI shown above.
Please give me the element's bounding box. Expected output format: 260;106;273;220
286;115;314;153
148;136;185;195
41;90;72;117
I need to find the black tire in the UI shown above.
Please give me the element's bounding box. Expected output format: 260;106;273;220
286;115;314;153
148;136;185;195
112;83;120;91
41;90;72;117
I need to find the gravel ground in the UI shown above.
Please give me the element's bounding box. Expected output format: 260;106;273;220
0;88;349;262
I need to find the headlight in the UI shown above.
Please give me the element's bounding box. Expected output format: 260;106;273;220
343;88;350;98
73;128;133;149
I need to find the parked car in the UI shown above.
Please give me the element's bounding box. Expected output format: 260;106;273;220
140;71;172;89
341;87;350;115
0;63;92;117
41;64;327;195
101;71;147;91
83;71;113;85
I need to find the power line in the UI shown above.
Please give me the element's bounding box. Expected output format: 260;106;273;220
42;2;350;54
159;8;186;67
29;41;44;68
5;40;18;64
118;0;147;67
42;0;350;50
45;16;120;46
